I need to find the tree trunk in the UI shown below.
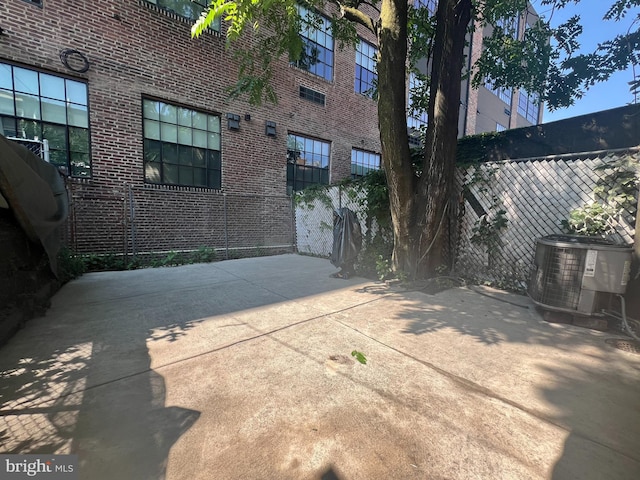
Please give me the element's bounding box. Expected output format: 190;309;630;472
376;0;417;275
415;0;472;277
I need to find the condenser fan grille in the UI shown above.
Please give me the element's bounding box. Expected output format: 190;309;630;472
529;245;586;310
528;234;633;315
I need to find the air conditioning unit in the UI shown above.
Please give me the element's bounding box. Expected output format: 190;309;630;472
528;234;633;315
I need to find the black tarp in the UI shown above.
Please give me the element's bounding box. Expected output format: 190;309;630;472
330;207;362;270
0;135;69;277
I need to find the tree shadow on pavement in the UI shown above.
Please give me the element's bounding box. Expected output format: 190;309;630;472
541;358;640;479
0;310;201;479
0;257;371;478
376;286;640;477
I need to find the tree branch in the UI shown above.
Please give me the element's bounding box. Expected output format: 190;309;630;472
330;2;377;34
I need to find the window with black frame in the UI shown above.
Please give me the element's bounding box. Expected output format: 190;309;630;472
145;0;221;31
143;99;221;189
351;148;380;179
0;62;90;177
355;39;377;98
293;5;334;81
286;133;330;192
518;89;540;123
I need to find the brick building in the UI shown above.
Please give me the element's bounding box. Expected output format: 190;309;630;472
0;0;381;257
0;0;542;258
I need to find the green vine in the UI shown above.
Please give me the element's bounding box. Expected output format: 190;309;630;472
561;156;639;236
466;165;509;268
293;184;334;210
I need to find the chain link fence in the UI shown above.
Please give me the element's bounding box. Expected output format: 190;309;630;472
455;148;638;290
295;148;639;290
295;185;370;257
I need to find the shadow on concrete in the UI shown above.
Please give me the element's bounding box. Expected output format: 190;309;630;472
381;286;640;477
319;465;345;479
541;359;640;479
0;256;365;478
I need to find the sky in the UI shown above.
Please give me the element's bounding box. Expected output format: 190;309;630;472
531;0;639;123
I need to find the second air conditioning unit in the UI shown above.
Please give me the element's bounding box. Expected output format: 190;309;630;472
528;234;633;315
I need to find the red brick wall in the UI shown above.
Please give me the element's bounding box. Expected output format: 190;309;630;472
1;0;380;255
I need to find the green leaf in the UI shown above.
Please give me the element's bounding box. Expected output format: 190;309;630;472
351;350;368;365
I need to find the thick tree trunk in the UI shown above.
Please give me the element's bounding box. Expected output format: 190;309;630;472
376;0;417;275
415;0;472;277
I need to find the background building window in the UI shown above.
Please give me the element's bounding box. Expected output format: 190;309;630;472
145;0;221;31
287;133;330;191
294;6;334;81
496;123;507;132
407;72;429;130
143;99;221;189
0;62;90;177
355;39;377;97
518;89;540;123
486;81;512;105
351;148;380;179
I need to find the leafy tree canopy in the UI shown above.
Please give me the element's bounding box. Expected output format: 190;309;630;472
192;0;640;111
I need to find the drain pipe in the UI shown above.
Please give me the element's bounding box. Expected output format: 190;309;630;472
616;295;640;342
223;191;229;260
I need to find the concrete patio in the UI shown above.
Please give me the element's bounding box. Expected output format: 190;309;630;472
1;254;639;479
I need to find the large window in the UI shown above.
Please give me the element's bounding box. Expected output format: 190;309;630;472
486;81;512;106
351;148;380;179
145;0;221;31
143;99;221;189
287;133;330;191
518;89;540;124
355;39;377;97
294;5;334;81
0;62;90;177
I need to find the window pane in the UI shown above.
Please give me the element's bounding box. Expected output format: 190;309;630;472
179;166;193;185
144;120;160;140
144;139;162;183
17;119;41;139
0;64;12;90
178;126;192;145
193;111;207;129
43;123;67;150
40;74;65;101
207;150;221;170
193;147;206;167
69;127;90;153
160;122;177;143
178;145;193;166
208;115;220;132
41;98;66;123
143;99;159;120
145;161;162;183
164;163;178;184
0;89;14;116
66;80;87;105
0;116;17;137
178;107;191;126
208;170;221;189
193;129;206;148
207;132;220;150
193;167;206;187
49;149;68;171
13;67;39;94
159;103;177;124
67;103;88;127
70;152;91;177
15;93;40;120
162;143;178;164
